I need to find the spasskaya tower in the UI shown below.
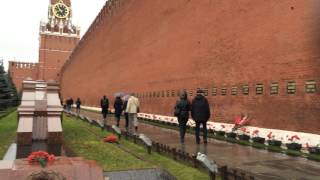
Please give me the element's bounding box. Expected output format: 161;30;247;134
38;0;80;81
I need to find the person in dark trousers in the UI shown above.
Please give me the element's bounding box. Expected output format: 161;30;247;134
66;98;70;110
174;91;191;144
191;89;211;144
70;98;74;109
75;98;81;115
100;95;109;130
114;96;123;127
123;97;129;131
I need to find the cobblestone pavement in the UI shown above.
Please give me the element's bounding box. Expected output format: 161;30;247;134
74;110;320;180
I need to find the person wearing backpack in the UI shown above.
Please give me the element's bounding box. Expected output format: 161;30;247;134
100;95;109;130
174;91;191;144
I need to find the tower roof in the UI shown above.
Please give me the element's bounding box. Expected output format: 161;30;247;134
51;0;71;6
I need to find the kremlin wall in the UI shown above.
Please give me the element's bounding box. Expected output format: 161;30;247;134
59;0;318;133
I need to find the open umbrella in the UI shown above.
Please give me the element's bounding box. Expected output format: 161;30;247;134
114;92;125;98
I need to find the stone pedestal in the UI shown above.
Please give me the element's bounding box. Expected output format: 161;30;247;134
0;157;104;180
16;80;63;158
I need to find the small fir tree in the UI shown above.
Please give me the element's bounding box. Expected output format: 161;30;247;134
0;62;11;110
6;71;20;106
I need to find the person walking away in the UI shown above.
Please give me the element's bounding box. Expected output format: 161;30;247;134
191;89;211;144
123;96;129;131
70;98;74;110
174;91;191;144
76;98;81;115
66;98;70;110
126;93;140;135
114;96;123;127
63;98;67;110
100;95;109;130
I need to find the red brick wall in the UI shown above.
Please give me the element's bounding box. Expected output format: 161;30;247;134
38;34;79;81
8;62;38;91
60;0;320;134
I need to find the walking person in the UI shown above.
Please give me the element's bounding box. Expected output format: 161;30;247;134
174;91;191;144
70;98;74;110
122;96;129;131
126;93;140;135
191;89;211;144
75;98;81;115
100;95;109;130
114;96;123;127
66;98;72;111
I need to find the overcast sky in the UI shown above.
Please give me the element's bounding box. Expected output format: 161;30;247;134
0;0;107;70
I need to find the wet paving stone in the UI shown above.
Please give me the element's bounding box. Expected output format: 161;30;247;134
75;110;320;180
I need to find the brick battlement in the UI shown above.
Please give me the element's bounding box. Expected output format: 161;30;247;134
9;61;38;70
8;61;39;91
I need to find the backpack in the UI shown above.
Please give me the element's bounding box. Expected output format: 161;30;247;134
101;99;108;107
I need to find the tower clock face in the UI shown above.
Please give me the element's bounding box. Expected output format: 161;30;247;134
52;2;70;19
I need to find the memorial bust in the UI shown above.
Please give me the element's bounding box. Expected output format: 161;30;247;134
26;170;66;180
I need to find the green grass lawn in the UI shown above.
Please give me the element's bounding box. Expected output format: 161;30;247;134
0;111;17;159
63;115;209;180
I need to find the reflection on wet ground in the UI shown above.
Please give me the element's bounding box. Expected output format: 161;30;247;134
75;110;320;180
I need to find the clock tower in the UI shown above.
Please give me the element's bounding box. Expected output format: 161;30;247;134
38;0;80;81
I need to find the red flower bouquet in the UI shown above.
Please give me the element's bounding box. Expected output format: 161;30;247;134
28;151;55;167
103;134;118;143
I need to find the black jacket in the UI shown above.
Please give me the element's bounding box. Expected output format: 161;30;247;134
175;98;191;120
122;100;128;114
100;98;109;112
114;97;123;116
76;99;81;108
191;95;211;122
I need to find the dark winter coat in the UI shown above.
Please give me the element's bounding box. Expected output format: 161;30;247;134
114;97;123;116
191;94;211;122
76;99;81;108
123;100;128;113
100;98;109;113
175;94;191;121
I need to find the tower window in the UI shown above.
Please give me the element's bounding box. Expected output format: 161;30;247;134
305;80;316;93
270;82;279;95
161;91;165;97
166;90;170;97
287;81;296;94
